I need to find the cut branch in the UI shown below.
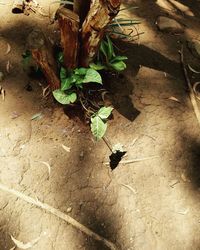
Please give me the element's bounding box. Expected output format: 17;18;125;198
80;0;121;67
57;7;79;69
27;29;60;90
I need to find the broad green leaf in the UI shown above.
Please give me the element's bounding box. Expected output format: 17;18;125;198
61;77;73;91
89;63;105;71
83;68;102;84
110;56;128;63
91;116;107;140
111;61;127;71
106;35;114;60
74;67;87;75
75;75;84;87
53;89;77;104
100;40;108;59
97;106;113;119
60;67;67;81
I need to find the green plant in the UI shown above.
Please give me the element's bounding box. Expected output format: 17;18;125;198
53;65;114;140
90;35;128;72
90;107;113;140
53;66;102;104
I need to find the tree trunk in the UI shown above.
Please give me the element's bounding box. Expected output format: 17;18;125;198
57;7;79;69
73;0;90;25
27;29;60;90
80;0;121;67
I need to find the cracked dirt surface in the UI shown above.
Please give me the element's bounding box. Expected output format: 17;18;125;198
0;0;200;249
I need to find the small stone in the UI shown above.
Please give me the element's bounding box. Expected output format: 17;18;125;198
66;207;72;213
156;16;184;34
0;72;4;81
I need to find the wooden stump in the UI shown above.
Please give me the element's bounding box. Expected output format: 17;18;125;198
80;0;121;67
27;29;60;90
56;7;80;69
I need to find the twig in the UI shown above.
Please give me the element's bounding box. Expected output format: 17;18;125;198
103;156;158;165
0;183;117;250
102;136;113;152
179;46;200;127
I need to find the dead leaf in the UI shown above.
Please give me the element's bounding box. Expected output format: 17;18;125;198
6;60;11;73
0;86;5;101
31;113;43;120
168;96;180;103
39;161;51;177
42;85;50;98
193;82;200;101
188;64;200;74
11;235;41;249
61;144;71;152
5;43;11;55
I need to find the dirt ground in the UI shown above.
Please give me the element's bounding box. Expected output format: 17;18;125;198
0;0;200;249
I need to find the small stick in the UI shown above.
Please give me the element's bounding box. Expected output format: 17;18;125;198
179;46;200;127
102;136;113;152
103;156;158;165
0;183;117;250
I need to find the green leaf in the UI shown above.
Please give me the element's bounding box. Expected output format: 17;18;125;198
91;116;107;140
97;106;113;119
110;61;127;71
83;68;102;84
106;35;114;60
61;77;74;91
74;67;87;75
110;56;128;63
100;40;108;59
89;63;105;71
60;67;67;81
53;89;77;105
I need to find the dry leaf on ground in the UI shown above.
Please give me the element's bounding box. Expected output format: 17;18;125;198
61;144;71;152
11;235;41;249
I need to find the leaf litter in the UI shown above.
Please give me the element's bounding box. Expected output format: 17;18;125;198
11;234;42;249
39;161;51;178
5;43;11;55
61;144;71;152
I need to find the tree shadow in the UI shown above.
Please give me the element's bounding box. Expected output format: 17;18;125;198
0;223;14;250
178;133;200;189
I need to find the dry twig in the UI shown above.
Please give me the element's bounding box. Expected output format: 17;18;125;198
0;183;117;250
103;156;158;165
179;46;200;127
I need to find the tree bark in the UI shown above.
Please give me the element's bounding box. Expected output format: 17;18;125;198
73;0;91;25
56;7;80;69
27;29;60;90
80;0;121;67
